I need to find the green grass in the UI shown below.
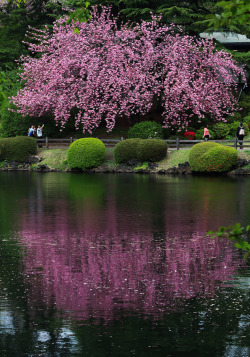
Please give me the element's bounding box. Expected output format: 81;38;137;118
33;146;248;172
134;162;148;170
35;147;191;171
158;150;190;170
36;149;69;170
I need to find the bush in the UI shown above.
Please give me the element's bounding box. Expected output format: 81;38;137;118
67;138;105;170
229;121;249;136
137;139;168;162
243;116;250;129
195;128;215;140
0;136;37;162
128;121;164;139
189;142;238;173
114;138;141;164
183;131;196;140
212;123;230;139
226;112;242;124
201;146;238;172
238;92;250;118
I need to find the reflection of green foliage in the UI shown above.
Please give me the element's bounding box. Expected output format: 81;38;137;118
208;223;250;261
68;174;105;205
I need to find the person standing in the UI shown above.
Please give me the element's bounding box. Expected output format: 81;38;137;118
203;125;210;141
28;125;35;137
37;124;44;138
236;122;245;150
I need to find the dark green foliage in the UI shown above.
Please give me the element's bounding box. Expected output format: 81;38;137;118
0;70;76;138
195;128;215;140
238;92;250;117
128;121;164;139
243;116;250;129
0;0;71;71
91;0;218;36
114;138;142;164
0;4;29;70
137;139;168;162
0;136;37;162
226;112;242;124
67;138;105;170
211;123;230;139
189;142;238;173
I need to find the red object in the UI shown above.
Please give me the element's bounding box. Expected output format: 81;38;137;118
184;131;196;140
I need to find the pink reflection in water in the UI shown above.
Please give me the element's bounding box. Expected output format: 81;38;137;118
18;225;245;321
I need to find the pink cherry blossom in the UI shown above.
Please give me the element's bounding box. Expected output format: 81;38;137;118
11;7;247;133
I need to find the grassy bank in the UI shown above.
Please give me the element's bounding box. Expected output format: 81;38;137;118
34;147;250;172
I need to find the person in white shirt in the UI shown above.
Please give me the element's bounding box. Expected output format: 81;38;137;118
37;124;44;138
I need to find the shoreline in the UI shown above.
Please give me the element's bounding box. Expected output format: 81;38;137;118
1;159;250;175
1;147;250;175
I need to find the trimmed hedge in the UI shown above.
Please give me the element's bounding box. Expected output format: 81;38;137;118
114;138;167;163
67;138;105;170
128;121;164;139
114;138;141;164
0;136;37;162
189;142;238;173
137;139;168;162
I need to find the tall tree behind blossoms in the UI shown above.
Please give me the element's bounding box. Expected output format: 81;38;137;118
11;7;246;133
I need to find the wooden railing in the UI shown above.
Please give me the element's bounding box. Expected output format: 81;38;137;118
165;138;250;150
36;137;250;150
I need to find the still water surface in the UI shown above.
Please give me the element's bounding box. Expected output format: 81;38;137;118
0;172;250;356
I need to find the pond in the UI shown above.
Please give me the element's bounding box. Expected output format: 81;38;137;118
0;172;250;356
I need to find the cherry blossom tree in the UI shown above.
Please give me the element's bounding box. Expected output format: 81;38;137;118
11;6;247;133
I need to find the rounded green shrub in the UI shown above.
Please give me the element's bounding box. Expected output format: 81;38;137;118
212;123;230;139
114;138;141;164
137;139;168;162
189;142;220;171
67;138;105;170
201;146;238;173
189;142;238;173
0;136;37;162
128;121;164;139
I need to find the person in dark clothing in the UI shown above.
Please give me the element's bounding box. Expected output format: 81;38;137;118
236;122;245;150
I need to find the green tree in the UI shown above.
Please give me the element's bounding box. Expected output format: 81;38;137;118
207;0;250;37
90;0;218;35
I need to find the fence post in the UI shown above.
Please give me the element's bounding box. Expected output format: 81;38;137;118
176;137;180;150
70;137;73;144
234;137;237;150
46;137;49;149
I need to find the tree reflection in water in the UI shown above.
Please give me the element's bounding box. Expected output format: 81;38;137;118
19;226;244;322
